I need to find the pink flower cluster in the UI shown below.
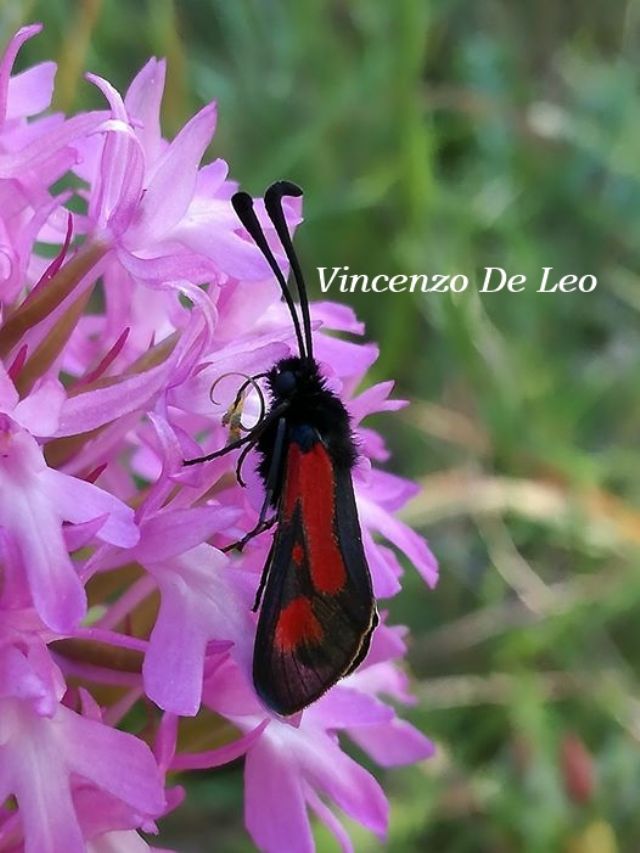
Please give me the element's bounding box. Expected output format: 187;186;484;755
0;24;438;853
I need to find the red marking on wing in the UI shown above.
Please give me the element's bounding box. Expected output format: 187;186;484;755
275;596;323;652
281;442;346;594
292;543;304;565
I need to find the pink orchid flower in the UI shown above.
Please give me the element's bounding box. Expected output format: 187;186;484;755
0;22;438;851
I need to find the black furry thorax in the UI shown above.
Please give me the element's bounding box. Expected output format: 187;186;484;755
260;355;357;472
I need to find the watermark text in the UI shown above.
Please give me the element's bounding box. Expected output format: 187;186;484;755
317;266;598;294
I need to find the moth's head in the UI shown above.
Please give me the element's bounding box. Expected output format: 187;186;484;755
268;356;318;399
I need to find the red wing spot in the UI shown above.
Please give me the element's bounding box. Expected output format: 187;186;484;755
300;444;346;593
281;442;348;594
275;597;323;652
292;543;304;565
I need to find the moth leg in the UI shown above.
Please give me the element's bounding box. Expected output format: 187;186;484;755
235;439;257;487
183;402;289;466
222;514;277;555
183;433;254;466
222;417;287;553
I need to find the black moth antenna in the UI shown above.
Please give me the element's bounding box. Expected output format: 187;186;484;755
263;181;313;361
231;183;311;361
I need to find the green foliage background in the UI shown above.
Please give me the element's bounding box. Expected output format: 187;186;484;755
6;0;640;850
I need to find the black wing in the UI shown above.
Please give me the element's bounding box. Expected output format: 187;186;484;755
252;435;377;715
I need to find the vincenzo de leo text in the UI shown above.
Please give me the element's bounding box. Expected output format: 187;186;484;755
317;266;598;294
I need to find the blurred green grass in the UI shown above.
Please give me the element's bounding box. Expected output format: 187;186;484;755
9;0;640;849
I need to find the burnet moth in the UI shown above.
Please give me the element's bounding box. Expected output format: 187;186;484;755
185;181;378;715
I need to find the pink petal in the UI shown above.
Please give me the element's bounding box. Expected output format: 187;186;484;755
307;686;394;729
356;427;390;462
7;730;85;853
143;545;251;715
211;277;283;342
314;338;379;386
78;687;103;721
306;788;354;853
194;158;228;195
86;73;127;120
42;469;139;547
6;61;56;120
302;730;388;837
349;661;416;706
245;739;314;853
202;656;263;718
171;720;268;771
348;718;435;767
359;497;438;588
364;621;408;666
312;302;364;335
56;356;176;435
56;706;166;816
138;412;184;516
85;74;145;230
0;111;107;179
134;506;240;563
362;529;402;598
143;587;209;716
62;514;110;552
349;381;406;427
0;24;43;124
0;644;56;711
0;362;18;410
27;210;74;301
169;340;288;415
77;327;130;386
130;102;217;244
13;378;66;436
124;58;166;164
6;489;86;631
117;247;219;285
154;713;178;772
93;119;145;235
363;468;419;511
172;208;274;280
0;758;12;806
